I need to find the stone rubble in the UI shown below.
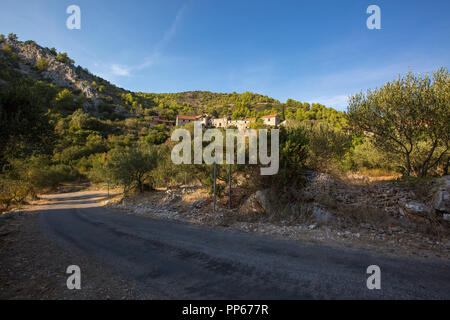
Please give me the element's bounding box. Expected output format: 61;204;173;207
107;175;450;260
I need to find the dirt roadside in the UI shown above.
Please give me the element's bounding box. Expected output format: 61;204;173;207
106;188;450;261
0;209;152;300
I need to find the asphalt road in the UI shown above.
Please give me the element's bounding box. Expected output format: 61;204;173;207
36;191;450;299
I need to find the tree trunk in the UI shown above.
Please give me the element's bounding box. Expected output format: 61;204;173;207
137;174;144;193
444;157;449;176
420;139;439;177
405;152;412;177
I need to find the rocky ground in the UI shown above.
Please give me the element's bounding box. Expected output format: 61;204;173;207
106;173;450;260
0;210;152;299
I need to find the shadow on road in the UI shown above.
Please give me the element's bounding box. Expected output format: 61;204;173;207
27;191;120;211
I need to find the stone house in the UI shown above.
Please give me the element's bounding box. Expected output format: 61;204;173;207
176;115;208;127
261;114;280;126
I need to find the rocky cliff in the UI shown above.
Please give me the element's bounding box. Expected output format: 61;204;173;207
0;38;127;112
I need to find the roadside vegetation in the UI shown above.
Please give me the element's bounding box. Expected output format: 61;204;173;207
0;36;448;215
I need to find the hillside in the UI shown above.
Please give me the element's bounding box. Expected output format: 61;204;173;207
0;35;346;126
0;36;128;115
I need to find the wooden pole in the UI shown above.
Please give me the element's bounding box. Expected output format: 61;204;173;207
229;163;231;209
213;161;217;213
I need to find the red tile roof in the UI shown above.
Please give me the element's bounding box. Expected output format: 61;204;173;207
261;114;278;119
177;115;203;120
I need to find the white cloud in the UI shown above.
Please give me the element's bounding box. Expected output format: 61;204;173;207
157;5;186;52
108;5;187;77
111;64;131;76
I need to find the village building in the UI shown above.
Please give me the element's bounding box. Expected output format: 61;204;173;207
175;116;204;127
261;114;280;126
211;117;255;130
211;117;229;128
176;114;280;129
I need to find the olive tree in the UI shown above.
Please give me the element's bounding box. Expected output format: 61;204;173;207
299;120;352;171
105;144;159;194
348;67;449;177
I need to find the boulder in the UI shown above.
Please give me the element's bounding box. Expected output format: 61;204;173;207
433;191;450;212
432;176;450;213
313;206;334;224
399;201;432;217
240;189;277;215
254;189;274;214
239;192;265;215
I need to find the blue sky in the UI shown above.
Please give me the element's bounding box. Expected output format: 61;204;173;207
1;0;449;110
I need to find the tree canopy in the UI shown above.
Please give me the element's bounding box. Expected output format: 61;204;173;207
348;67;449;177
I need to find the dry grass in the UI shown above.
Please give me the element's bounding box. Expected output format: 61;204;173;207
341;171;400;185
181;188;209;203
337;203;396;226
362;168;401;179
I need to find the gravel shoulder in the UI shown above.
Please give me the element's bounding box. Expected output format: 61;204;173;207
0;208;152;299
107;189;450;261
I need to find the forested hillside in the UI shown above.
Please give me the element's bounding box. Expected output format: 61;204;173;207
0;35;347;122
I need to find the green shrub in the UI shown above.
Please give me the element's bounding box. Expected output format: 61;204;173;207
352;138;397;171
35;57;49;71
145;124;169;145
1;44;12;54
278;125;309;178
0;177;31;211
56;52;74;64
0;157;80;209
43;164;79;185
151;146;192;187
7;33;17;41
103;144;159;194
24;40;36;47
53;88;75;111
303;121;351;171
